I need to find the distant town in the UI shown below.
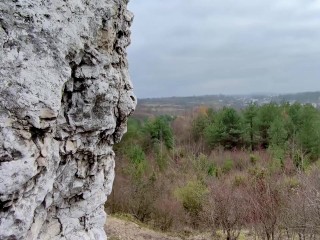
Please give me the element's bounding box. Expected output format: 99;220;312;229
135;91;320;117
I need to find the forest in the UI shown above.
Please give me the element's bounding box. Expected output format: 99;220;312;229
106;103;320;240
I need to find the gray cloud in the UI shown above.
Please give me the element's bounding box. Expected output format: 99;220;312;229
127;0;320;98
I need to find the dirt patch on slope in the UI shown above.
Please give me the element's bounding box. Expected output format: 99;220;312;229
105;216;212;240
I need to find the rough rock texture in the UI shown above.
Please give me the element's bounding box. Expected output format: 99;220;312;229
0;0;136;239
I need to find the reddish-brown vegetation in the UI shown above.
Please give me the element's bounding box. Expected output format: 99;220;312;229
106;104;320;239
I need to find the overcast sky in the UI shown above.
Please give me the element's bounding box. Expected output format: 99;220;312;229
127;0;320;98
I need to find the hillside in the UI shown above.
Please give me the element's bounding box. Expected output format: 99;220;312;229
107;102;320;240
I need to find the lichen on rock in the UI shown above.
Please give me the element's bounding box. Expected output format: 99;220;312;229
0;0;136;239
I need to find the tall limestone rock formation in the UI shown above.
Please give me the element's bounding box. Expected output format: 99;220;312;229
0;0;136;239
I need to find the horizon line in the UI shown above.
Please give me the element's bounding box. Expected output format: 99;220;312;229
138;90;320;100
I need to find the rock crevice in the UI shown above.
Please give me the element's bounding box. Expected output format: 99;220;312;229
0;0;135;239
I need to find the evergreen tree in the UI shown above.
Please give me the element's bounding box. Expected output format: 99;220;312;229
243;103;259;151
144;115;174;150
256;103;280;149
205;107;243;149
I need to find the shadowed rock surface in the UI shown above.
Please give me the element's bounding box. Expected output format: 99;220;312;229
0;0;135;239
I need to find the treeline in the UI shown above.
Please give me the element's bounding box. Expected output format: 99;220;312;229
193;103;320;165
106;103;320;240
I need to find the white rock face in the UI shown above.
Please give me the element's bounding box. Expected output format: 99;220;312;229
0;0;136;239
